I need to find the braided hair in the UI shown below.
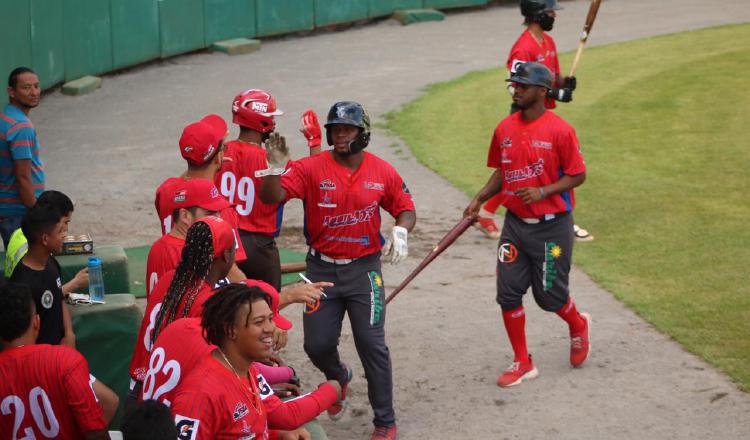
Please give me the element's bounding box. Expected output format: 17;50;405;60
201;284;271;347
151;221;214;345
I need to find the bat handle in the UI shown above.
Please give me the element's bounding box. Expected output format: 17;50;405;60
568;41;586;77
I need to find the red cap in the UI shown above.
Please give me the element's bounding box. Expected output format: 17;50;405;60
172;178;230;212
179;114;228;165
194;216;236;258
242;279;293;330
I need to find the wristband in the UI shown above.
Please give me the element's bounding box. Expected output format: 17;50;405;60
254;168;285;177
539;187;545;199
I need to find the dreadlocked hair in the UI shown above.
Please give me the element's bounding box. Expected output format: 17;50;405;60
201;284;271;347
151;221;214;345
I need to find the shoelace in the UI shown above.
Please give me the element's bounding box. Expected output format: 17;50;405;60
571;336;583;349
506;361;521;372
373;426;390;437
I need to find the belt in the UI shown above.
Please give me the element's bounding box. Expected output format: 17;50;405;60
512;211;568;225
309;248;357;265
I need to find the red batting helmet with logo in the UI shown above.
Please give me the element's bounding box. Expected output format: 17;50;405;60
231;89;284;133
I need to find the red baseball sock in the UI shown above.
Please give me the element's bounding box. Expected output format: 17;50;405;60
482;192;506;216
502;306;530;364
556;297;585;334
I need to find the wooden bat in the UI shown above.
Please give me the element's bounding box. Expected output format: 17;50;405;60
568;0;603;77
280;261;306;274
385;217;474;304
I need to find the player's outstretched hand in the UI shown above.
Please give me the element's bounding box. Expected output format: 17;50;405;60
284;281;333;305
278;428;311;440
383;226;408;265
264;132;291;170
300;109;322;148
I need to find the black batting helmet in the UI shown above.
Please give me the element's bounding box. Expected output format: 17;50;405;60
520;0;562;18
506;62;553;89
325;101;371;154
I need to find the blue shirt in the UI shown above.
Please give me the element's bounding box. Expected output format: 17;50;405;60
0;104;45;216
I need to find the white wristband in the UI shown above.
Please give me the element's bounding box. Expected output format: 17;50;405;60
254;168;285;177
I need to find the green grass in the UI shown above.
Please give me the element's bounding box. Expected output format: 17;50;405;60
386;24;750;391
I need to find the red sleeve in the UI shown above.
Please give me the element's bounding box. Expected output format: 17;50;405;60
60;349;107;433
557;125;586;176
380;167;415;219
280;159;307;202
487;126;503;169
265;383;338;430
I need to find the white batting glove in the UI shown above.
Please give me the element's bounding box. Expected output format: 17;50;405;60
255;132;290;177
383;226;408;265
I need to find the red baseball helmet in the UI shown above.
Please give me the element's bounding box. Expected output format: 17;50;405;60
231;89;283;133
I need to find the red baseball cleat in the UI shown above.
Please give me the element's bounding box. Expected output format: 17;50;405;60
328;363;353;421
497;355;538;387
371;424;398;440
475;216;501;239
570;312;591;367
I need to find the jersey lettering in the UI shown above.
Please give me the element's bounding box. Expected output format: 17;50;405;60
220;171;255;216
323;201;377;229
142;347;182;407
2;387;61;439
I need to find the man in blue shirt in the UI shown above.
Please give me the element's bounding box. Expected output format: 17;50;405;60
0;67;45;248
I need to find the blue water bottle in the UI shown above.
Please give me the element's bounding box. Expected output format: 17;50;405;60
87;257;105;301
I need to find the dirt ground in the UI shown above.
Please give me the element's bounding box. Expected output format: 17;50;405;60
33;1;750;438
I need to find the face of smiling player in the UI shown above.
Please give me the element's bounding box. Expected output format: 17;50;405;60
229;299;275;362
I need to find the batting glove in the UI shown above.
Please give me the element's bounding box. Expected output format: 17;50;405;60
300;109;322;148
256;132;290;177
563;75;577;91
383;226;408;265
548;87;573;103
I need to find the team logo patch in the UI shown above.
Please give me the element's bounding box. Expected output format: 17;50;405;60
233;402;249;421
183;146;193;153
536;54;545;62
401;182;411;194
210;186;220;199
368;271;384;326
510;59;524;73
256;374;274;400
543;242;561;291
501;137;512;148
498;243;518;264
251;101;268;113
532;139;552;150
318;193;337;208
319;179;336;190
239;420;256;439
174;189;187;203
501;151;511;164
175;415;200;440
41;290;54;309
56;277;62;288
364;181;384;191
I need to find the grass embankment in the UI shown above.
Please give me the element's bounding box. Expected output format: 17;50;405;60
386;24;750;390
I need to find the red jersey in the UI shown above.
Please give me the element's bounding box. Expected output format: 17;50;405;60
281;151;415;259
130;271;214;381
154;177;247;262
215;140;284;236
506;30;560;109
141;318;214;407
487;111;585;218
0;345;106;439
146;233;184;297
171;359;338;439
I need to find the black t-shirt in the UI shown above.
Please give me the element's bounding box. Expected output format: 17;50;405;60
10;257;64;344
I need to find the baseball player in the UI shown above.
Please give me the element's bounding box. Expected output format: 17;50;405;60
259;101;416;440
170;283;343;440
153;114;248;285
129;216;236;406
464;62;591;387
0;282;109;439
216;89;320;290
476;0;592;242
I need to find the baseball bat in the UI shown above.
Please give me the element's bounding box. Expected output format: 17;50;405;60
385;217;474;304
280;261;306;274
568;0;602;77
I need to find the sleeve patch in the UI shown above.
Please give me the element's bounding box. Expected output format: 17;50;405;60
256;373;274;400
510;59;525;73
175;415;200;440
